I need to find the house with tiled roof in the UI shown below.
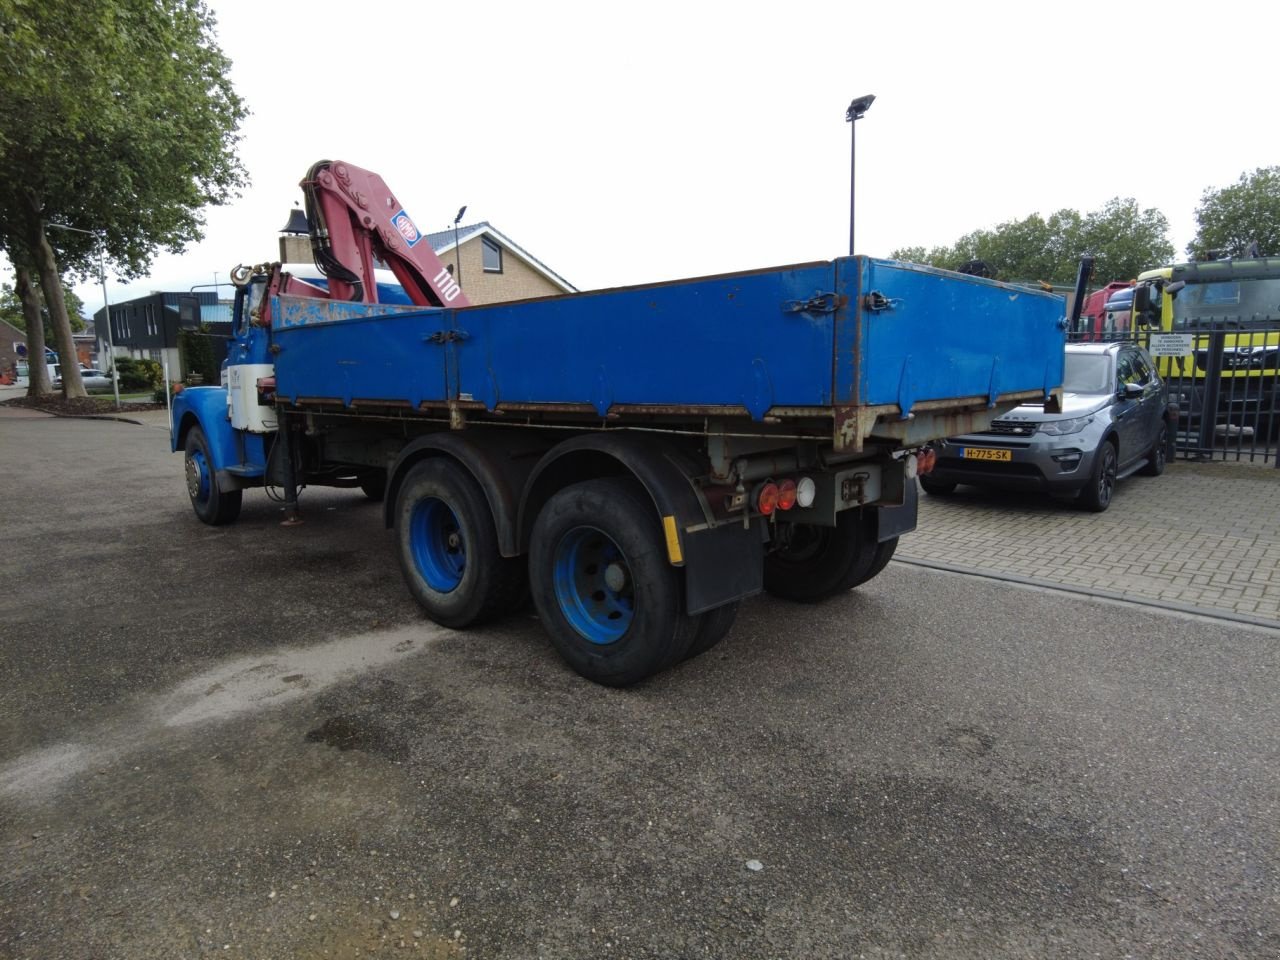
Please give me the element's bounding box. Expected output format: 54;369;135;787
424;222;576;304
277;213;576;306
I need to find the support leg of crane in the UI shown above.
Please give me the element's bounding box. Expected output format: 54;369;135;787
278;422;304;526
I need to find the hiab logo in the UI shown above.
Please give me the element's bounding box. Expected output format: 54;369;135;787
391;209;421;247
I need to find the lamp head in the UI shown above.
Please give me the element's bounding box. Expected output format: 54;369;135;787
845;94;876;122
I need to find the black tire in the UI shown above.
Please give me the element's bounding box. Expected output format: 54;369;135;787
528;478;700;686
684;601;740;661
764;508;880;603
184;425;242;526
1078;440;1118;512
393;459;526;628
853;535;898;587
919;476;957;495
1140;424;1167;476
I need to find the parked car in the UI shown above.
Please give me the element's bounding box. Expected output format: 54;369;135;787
921;342;1172;511
53;367;113;389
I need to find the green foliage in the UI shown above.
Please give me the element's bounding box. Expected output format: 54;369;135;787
1188;166;1280;259
178;326;220;386
0;0;249;279
113;356;162;392
890;199;1174;285
0;281;88;332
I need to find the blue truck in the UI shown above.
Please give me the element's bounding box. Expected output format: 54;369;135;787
171;160;1066;686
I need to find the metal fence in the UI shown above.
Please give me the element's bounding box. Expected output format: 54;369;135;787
1068;322;1280;466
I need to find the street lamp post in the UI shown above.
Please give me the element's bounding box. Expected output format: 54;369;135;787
845;94;876;257
452;206;467;288
46;222;120;409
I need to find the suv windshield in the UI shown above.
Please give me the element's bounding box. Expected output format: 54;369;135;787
1172;277;1280;329
1063;353;1112;394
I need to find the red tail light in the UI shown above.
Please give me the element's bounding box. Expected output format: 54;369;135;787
757;482;779;516
777;478;797;510
919;448;937;475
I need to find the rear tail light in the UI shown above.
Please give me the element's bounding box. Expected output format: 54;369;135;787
756;482;779;516
777;479;797;511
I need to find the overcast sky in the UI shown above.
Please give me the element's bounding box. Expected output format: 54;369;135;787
59;0;1278;314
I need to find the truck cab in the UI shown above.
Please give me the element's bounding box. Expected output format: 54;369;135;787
1133;257;1280;443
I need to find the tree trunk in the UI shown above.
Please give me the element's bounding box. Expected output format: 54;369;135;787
29;221;87;399
16;265;53;396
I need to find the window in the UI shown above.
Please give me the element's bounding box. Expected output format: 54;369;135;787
1130;351;1155;386
1116;349;1152;388
1114;351;1135;389
482;237;503;273
1173;277;1279;329
1062;353;1111;394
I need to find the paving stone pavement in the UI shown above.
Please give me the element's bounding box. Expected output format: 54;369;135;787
900;460;1280;626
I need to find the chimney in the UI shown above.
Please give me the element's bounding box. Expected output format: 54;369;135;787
279;207;311;264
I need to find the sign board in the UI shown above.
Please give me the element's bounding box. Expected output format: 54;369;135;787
1148;333;1193;357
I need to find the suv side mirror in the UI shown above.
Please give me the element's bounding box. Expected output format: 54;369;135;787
1122;382;1143;398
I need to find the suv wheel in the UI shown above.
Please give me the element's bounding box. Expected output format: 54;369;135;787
1140;424;1167;477
1079;441;1117;513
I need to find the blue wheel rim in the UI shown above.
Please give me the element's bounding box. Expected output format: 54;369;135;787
553;526;634;645
410;498;466;592
186;448;211;504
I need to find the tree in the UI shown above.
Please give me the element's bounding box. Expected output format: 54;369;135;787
0;0;248;398
1078;198;1174;283
0;281;88;333
13;266;51;395
1188;166;1280;259
890;198;1173;285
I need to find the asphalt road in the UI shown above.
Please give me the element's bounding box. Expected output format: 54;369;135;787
1;411;1277;959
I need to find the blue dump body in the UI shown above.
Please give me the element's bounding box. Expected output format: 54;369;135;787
269;257;1065;448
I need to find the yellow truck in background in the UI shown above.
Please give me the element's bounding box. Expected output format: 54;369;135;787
1132;257;1280;445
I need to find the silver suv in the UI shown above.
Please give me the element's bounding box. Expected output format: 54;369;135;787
921;342;1171;512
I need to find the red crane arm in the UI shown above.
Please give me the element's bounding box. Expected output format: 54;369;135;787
299;160;470;308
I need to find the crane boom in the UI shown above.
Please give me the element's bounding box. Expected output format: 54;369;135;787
300;159;470;308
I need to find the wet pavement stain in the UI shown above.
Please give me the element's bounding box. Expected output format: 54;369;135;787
941;723;995;757
306;713;410;762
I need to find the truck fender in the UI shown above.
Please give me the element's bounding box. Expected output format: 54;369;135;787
518;434;763;615
171;386;234;463
382;432;542;559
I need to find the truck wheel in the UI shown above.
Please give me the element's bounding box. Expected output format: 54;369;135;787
184;425;242;526
1140;424;1167;476
394;459;525;628
1078;440;1117;512
529;478;700;686
853;536;898;587
764;509;879;603
683;601;740;661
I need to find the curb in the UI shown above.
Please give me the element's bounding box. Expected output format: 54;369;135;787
31;409;146;426
894;556;1280;632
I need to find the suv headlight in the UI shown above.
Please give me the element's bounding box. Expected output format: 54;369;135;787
1037;415;1093;436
